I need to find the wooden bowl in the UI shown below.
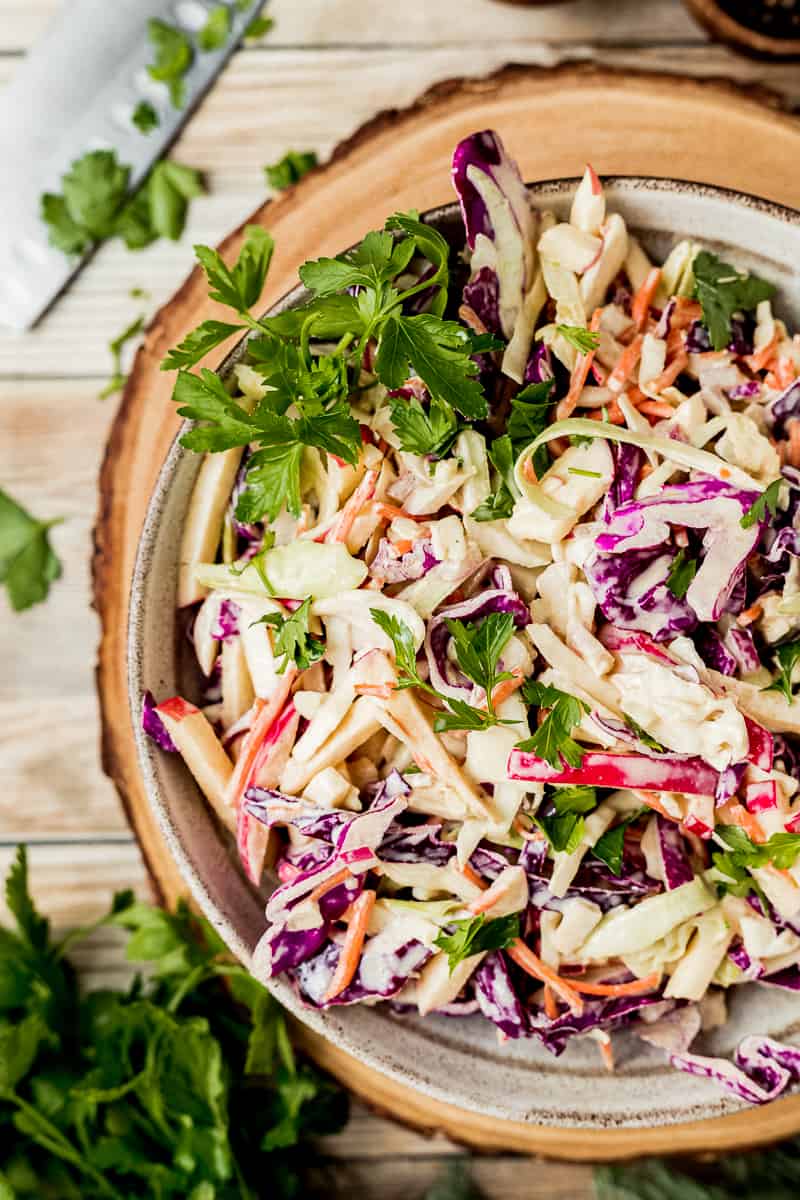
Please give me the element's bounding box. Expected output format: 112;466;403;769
128;175;800;1148
682;0;800;58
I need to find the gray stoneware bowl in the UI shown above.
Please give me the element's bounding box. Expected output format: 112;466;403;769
130;178;800;1130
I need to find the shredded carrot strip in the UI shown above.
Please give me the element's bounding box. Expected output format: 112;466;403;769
588;402;625;425
391;538;415;555
309;866;352;904
598;1036;615;1073
665;328;686;357
543;985;559;1020
507;940;584;1015
607;334;644;396
322;890;376;1002
567;970;661;998
670;297;702;330
649;350;688;394
638;399;676;421
716;799;766;845
487;668;526;710
632;268;661;331
354;682;395;700
458;302;488;335
744;333;779;374
632;789;681;822
557;307;603;419
737;602;763;627
224;672;297;809
468;873;518;916
326;469;379;545
458;862;488;892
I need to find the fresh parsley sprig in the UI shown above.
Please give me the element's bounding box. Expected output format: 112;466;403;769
255;598;325;673
388;393;459;456
713;825;800;900
693;250;775;352
146;18;194;107
592;809;648;876
470;435;517;522
535;785;598;853
434;913;520;973
740;478;782;530
0;489;63;612
369;609;518;733
768;639;800;703
516;680;589;768
197;4;231;50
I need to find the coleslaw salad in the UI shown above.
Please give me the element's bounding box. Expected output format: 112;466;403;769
143;130;800;1107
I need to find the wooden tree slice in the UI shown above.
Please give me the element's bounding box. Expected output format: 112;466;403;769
95;63;800;1158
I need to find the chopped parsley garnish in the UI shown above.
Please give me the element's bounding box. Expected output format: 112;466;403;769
470;435;517;522
713;825;800;898
568;468;602;478
41;151;204;256
388;393;458;456
434;913;520;972
665;547;698;599
0;489;63;612
767;639;800;703
146;18;194;108
693;250;775;352
740;478;782;530
265;150;319;191
516;681;589;768
99;313;145;400
592;809;647;876
132;99;159;134
369;610;517;733
555;324;601;354
245;14;275;38
198;4;231;50
537;792;596;854
256;598;325;673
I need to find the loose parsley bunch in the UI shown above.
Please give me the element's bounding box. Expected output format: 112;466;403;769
0;847;346;1199
164;212;490;524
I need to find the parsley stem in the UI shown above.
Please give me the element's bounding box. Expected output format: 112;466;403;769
8;1093;126;1200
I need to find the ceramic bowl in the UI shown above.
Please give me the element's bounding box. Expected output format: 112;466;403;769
129;178;800;1130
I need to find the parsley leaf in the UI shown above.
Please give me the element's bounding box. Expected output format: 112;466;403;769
99;313;145;400
665;547;698;599
369;609;430;692
537;811;587;854
446;614;515;710
265;150;319;191
5;847;49;953
245;14;275;38
434;913;520;973
551;785;598;814
693;249;776;351
131;99;159;134
434;698;503;734
555;324;601;354
622;712;665;752
375;313;487;420
145;161;204;240
255;598;325;673
470;434;518;523
161;319;244;371
384;212;451;317
41;150;130;251
147;18;194;108
388;393;458;456
197;4;231;50
195;224;275;313
592;810;647;876
0;489;63;612
517;681;589;768
768;639;800;703
740;478;782;529
713;826;800;889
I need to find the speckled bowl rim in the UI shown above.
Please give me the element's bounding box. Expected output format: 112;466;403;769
129;176;800;1130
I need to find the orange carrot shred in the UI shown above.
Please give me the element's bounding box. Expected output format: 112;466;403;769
326;469;379;544
224;672;297;809
557;307;603;420
507;940;584;1015
459;863;488;892
632;268;661;331
744;333;779;374
309;866;352;905
323;890;376;1002
566;970;661;998
607;334;644;395
649;350;688;395
543;985;559;1020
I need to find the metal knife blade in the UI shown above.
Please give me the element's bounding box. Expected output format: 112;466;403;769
0;0;255;331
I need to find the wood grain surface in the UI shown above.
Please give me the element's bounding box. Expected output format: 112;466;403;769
4;2;800;1193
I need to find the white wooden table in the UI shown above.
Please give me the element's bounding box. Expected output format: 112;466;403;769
3;2;800;1193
